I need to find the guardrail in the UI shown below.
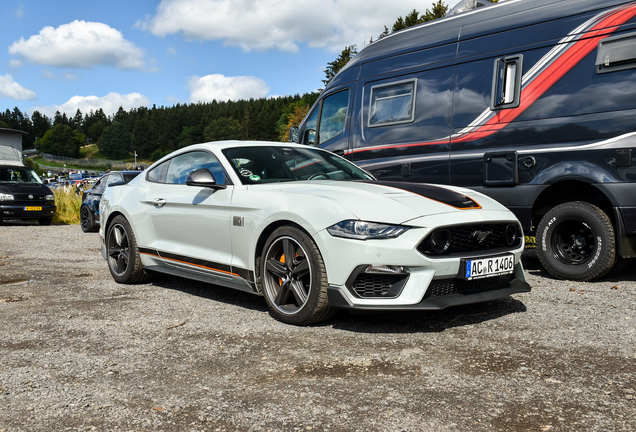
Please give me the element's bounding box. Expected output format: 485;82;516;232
41;153;149;170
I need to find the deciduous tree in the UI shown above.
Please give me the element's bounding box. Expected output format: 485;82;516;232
99;121;131;160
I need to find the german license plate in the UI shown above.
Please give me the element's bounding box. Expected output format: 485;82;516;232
24;206;42;211
464;254;514;280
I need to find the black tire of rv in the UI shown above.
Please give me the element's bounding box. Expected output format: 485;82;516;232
537;201;616;282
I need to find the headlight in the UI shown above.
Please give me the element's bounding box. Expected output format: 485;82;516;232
0;193;14;201
327;220;409;240
45;194;54;201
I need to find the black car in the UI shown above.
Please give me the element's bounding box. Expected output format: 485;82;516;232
80;171;140;232
0;164;57;225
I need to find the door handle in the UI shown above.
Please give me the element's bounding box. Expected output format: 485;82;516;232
153;198;166;208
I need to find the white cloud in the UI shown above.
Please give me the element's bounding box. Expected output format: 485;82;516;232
0;74;37;101
188;74;269;102
15;3;24;18
33;92;151;117
8;20;146;69
8;59;22;68
137;0;432;52
62;73;78;81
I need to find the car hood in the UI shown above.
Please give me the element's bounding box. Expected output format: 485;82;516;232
254;180;509;225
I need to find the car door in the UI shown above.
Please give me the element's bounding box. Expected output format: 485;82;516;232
85;174;111;216
147;150;235;278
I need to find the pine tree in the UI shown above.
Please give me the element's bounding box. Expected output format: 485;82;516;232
322;45;358;86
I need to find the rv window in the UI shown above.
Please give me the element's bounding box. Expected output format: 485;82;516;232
491;55;523;110
318;90;350;144
368;79;417;127
596;31;636;74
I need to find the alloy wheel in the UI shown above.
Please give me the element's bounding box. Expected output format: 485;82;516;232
107;223;130;276
263;236;312;315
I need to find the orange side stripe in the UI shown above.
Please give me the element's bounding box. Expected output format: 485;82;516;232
140;251;239;277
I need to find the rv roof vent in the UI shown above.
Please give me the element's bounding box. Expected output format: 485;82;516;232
446;0;493;17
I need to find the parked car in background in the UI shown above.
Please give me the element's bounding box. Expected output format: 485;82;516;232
80;171;140;232
0;164;56;225
99;141;530;325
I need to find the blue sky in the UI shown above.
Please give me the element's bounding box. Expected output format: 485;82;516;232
1;0;437;119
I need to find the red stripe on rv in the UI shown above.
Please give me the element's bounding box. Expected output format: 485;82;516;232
349;3;636;154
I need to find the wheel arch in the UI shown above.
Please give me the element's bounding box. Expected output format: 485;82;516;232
530;180;615;233
253;219;314;291
103;210;127;235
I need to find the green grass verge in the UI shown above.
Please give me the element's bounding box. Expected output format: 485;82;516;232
52;187;82;225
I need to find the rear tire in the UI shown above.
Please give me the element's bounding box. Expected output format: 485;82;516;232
260;226;335;325
536;202;615;281
80;205;97;232
106;215;152;284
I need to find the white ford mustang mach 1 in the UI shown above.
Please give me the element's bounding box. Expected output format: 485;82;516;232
100;141;530;325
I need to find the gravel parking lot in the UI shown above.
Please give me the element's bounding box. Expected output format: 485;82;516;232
1;222;635;432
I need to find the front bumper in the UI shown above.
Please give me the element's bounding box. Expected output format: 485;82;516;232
0;204;57;220
327;277;531;311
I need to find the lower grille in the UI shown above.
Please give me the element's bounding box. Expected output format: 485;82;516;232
351;273;408;298
424;273;515;298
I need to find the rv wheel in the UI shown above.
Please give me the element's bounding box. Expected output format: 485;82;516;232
536;201;616;281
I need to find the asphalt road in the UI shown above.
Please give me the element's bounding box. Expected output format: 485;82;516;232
1;222;635;432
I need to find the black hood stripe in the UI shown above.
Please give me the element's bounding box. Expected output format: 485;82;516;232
357;180;481;210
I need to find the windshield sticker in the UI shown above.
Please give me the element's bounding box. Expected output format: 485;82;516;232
239;169;252;177
249;175;261;182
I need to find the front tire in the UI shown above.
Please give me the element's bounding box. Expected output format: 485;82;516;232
536;202;616;281
106;215;152;284
38;217;52;226
261;226;335;325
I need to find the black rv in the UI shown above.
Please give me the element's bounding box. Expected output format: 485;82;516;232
292;0;636;281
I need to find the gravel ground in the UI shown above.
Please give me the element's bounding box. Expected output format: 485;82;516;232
0;222;635;432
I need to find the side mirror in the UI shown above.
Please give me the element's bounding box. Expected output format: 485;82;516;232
186;168;227;189
289;126;299;143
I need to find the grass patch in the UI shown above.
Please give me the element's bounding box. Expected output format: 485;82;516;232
33;157;86;171
52;187;82;225
79;144;111;160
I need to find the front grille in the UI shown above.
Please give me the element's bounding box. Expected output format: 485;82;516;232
424;273;515;298
417;223;521;257
351;273;408;298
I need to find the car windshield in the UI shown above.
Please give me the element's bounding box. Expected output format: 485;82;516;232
222;146;374;184
0;167;42;184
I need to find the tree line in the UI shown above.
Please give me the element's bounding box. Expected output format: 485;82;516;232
1;0;479;162
0;95;314;161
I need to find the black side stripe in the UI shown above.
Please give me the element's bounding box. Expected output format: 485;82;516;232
357;180;481;209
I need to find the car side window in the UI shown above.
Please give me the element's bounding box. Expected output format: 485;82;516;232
318;90;350;144
304;106;319;146
165;151;229;185
147;160;170;183
106;174;122;186
93;176;108;191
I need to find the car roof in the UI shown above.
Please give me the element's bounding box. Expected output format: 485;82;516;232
152;141;316;164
